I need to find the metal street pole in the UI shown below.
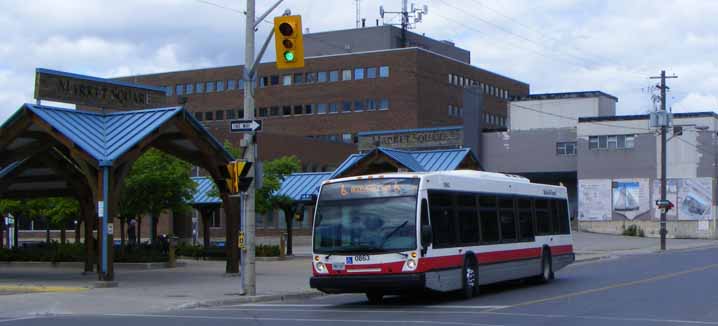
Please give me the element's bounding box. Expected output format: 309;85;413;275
244;0;257;296
650;70;677;251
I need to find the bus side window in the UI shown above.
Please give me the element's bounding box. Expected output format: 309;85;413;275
458;194;479;245
517;198;534;241
499;197;517;242
535;199;552;235
556;199;570;234
479;195;499;243
428;192;456;248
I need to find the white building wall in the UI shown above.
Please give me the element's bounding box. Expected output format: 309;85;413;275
509;97;600;130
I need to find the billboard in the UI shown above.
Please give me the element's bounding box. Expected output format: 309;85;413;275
578;179;612;221
612;178;650;220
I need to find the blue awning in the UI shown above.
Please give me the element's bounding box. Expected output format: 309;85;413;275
275;172;332;201
190;177;222;205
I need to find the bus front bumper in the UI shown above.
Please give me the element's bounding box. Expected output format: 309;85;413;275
310;273;425;294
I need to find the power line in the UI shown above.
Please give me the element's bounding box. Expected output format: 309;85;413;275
193;0;244;14
433;0;650;78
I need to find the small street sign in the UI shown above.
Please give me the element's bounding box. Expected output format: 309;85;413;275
230;120;262;133
238;231;245;250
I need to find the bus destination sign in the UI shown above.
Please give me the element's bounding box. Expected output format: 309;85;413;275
320;178;419;201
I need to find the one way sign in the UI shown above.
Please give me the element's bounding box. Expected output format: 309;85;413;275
230;120;262;133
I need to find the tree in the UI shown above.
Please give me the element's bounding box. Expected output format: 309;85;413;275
122;149;195;245
256;156;301;255
46;198;79;244
25;199;54;243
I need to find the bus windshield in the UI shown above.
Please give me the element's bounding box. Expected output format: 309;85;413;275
313;178;419;254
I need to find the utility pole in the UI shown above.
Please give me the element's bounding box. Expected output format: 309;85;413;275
244;0;257;296
650;70;677;251
242;0;285;297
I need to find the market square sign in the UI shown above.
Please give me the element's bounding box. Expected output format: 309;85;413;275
357;126;464;151
34;68;166;110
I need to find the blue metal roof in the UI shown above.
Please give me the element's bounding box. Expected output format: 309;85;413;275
276;172;332;201
329;147;473;179
8;103;233;166
329;153;365;179
190;177;222;205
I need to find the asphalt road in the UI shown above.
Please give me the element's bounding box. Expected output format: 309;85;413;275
5;246;718;326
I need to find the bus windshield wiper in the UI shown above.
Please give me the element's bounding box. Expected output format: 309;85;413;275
380;220;409;247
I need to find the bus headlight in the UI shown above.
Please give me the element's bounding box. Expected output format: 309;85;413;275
315;262;327;273
404;259;418;271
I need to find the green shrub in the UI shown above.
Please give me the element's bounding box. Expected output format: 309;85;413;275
623;224;645;237
0;243;166;263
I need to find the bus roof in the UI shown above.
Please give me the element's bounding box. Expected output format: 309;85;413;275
324;170;531;184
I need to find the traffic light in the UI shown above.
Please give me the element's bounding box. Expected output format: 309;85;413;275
274;15;304;70
225;160;253;194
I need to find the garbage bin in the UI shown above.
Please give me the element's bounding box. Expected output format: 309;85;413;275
168;236;179;268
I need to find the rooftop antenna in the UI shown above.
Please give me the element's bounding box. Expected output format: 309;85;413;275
379;1;429;47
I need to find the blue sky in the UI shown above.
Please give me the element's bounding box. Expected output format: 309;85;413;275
0;0;716;122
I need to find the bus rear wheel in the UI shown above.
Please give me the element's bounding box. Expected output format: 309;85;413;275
462;258;478;299
366;291;383;305
534;251;553;284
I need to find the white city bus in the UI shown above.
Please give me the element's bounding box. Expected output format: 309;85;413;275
310;170;574;304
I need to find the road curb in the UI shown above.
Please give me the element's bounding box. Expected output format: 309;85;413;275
177;290;324;310
0;285;88;293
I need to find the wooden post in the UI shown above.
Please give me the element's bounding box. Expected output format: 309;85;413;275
201;208;211;248
222;193;239;274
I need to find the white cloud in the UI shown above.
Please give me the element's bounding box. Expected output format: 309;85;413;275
0;0;716;122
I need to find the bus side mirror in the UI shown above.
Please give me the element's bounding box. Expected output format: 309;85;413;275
421;225;432;248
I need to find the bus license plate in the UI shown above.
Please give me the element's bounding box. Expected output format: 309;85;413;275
332;262;345;271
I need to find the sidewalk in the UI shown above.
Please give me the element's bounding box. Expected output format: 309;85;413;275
0;231;716;318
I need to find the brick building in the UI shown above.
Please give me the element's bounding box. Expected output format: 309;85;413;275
116;26;529;172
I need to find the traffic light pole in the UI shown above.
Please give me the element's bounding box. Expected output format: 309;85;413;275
243;0;284;297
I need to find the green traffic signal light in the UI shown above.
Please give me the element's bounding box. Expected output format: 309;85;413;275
284;51;295;62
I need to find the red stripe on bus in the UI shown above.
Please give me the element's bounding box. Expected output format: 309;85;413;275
313;245;574;276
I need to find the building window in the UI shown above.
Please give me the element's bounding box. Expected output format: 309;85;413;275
175;84;183;95
367;67;377;79
317;71;328;82
165;86;173;96
258;107;268;117
366;99;376;111
194;112;203;121
329;70;339;82
305;104;314;114
282;106;292;116
216;80;225;92
342;133;353;143
204;111;213;121
306;72;316;83
196;82;204;93
270;106;280;116
379;66;390;78
589;135;636;150
215;110;224;120
329;103;339;114
282;75;292;86
342;69;352;81
354;100;364;112
226;110;236;120
269;75;279;86
185;84;194;95
227;80;236;90
206;81;215;93
379;98;389;110
293;105;303;115
354;68;364;80
237;109;244;119
238;79;244;89
317;103;328;114
556;142;576;156
342;100;352;113
448;74;453;83
293;73;304;84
